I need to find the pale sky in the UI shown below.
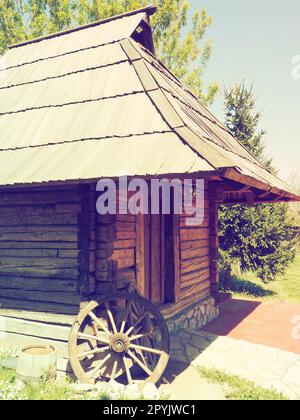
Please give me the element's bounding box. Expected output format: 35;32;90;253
190;0;300;180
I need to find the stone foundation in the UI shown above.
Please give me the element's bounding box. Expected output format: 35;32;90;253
166;296;219;334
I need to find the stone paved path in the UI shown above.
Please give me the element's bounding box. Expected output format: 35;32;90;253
204;299;300;355
169;328;300;399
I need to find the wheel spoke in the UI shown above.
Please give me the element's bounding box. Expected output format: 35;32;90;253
110;360;118;382
125;312;150;336
129;333;150;342
78;332;109;345
78;346;110;360
123;356;133;385
88;353;111;379
130;343;163;355
89;311;111;337
127;350;152;376
105;302;117;334
120;299;132;333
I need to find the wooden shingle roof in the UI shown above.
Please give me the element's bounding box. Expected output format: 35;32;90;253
0;6;298;201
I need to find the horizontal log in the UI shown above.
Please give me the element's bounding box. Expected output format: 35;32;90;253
0;276;78;293
115;231;136;241
181;259;210;275
0;267;79;280
0;232;78;242
0;297;79;315
98;214;136;224
0;241;78;250
0;289;80;305
0;191;81;205
0;249;58;258
0;213;77;226
113;239;136;250
180;269;210;289
0;316;71;341
115;222;136;232
0;203;81;216
181;246;209;261
181;239;210;252
0;308;76;325
0;225;78;233
0;256;78;269
114;258;135;270
180;227;209;242
180;281;210;299
111;249;135;261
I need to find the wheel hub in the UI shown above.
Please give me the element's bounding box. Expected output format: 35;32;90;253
109;333;130;354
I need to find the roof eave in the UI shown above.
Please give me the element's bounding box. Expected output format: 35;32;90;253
220;167;300;202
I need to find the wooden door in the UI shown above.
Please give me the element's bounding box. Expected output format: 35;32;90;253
136;214;175;305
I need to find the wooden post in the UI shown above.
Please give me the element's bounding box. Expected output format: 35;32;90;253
208;183;221;295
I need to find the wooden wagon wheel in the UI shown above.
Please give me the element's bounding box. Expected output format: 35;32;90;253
68;292;170;385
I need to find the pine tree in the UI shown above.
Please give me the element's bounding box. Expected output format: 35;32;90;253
0;0;218;104
219;82;296;286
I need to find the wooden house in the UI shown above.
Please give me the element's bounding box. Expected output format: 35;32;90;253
0;6;299;381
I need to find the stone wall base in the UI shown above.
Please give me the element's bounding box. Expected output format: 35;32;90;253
166;296;219;334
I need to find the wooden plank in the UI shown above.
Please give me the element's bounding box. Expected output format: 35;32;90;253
0;289;80;305
180;282;211;299
0;316;71;341
0;241;78;250
0;256;77;269
181;259;209;275
180;271;210;289
181;239;209;251
0;213;77;226
0;190;81;205
181;245;209;261
173;214;181;304
0;225;78;233
150;214;162;304
110;249;135;261
0;297;79;315
0;308;75;325
136;214;146;297
0;276;78;292
113;239;136;250
0;267;78;279
0;249;58;258
179;227;209;242
0;231;78;242
208;183;220;293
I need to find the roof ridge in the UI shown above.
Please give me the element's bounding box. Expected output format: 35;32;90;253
9;5;156;50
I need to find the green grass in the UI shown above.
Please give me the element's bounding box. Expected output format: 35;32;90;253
223;252;300;303
198;367;288;401
0;367;110;400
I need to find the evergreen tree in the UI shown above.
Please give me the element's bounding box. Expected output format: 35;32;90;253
0;0;218;104
219;82;296;286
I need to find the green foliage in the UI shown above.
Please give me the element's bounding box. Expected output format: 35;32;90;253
220;203;296;283
198;367;288;400
219;82;296;283
225;252;300;303
0;0;218;104
224;82;272;169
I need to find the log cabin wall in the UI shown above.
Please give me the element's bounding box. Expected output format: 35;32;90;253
94;186;137;294
177;180;211;307
0;184;88;364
